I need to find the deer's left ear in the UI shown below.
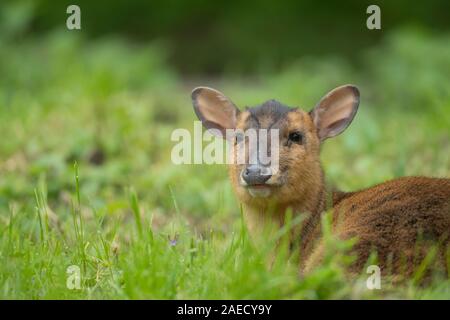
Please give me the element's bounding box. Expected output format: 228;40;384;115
191;87;240;139
309;85;360;142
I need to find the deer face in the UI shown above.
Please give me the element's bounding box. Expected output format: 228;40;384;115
192;85;360;206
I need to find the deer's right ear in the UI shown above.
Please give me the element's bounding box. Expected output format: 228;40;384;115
191;87;240;139
309;85;360;142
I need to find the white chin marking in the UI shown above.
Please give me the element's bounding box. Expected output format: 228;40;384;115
248;187;271;198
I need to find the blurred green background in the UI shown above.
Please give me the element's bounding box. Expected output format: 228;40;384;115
0;0;449;299
2;0;450;74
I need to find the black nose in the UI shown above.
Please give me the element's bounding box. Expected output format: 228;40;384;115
242;165;272;185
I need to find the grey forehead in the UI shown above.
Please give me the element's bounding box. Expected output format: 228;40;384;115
246;99;297;128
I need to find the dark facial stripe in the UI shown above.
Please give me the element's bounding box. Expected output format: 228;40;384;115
246;100;294;129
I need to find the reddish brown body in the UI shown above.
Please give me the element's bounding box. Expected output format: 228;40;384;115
305;177;450;276
192;85;450;277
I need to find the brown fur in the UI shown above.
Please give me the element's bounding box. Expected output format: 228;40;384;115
233;109;450;277
228;107;327;260
192;86;450;278
306;177;450;277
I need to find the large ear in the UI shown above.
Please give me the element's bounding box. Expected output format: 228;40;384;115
191;87;240;139
309;85;360;142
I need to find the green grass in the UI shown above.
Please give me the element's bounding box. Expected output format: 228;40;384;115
0;29;450;299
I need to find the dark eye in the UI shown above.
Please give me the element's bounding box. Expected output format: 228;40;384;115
235;132;244;145
288;131;303;144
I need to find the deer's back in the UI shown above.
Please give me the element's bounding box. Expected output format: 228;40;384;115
332;177;450;275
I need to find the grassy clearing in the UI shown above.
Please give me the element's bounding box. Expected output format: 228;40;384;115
0;29;449;299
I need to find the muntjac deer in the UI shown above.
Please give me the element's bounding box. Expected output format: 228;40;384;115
191;85;450;277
